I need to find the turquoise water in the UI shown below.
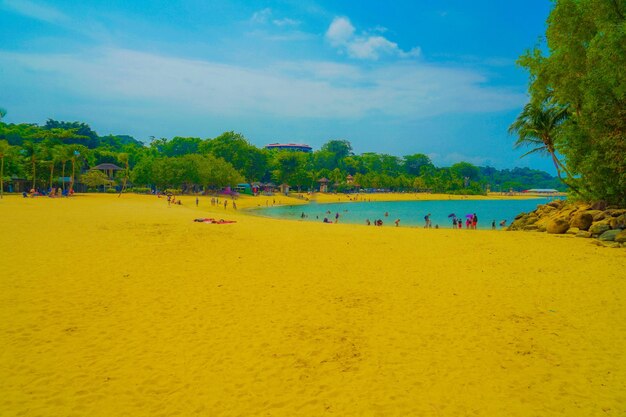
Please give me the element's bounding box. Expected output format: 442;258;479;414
253;197;556;229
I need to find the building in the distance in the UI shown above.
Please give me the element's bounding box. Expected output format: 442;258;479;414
264;143;313;153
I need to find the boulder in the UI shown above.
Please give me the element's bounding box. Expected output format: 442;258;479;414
592;211;608;221
522;224;539;231
606;209;626;217
548;200;564;209
589;222;611;235
615;230;626;243
566;227;579;235
598;229;622;242
546;218;570;234
591;201;608;211
601;241;621;249
610;214;626;229
569;212;593;230
514;212;526;220
575;230;592;238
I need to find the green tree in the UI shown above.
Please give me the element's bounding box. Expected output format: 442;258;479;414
517;0;626;204
69;145;87;192
202;132;268;181
403;153;433;176
0;108;6;121
81;170;113;190
22;141;45;190
508;101;576;191
117;153;130;196
0;140;12;198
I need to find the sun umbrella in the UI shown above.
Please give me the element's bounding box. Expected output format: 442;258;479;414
448;213;456;218
465;214;474;218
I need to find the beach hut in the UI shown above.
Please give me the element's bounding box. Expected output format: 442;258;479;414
92;163;123;179
279;183;290;194
318;177;329;193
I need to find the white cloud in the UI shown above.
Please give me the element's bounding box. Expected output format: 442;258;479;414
251;8;272;24
325;16;355;47
325;16;420;60
251;8;300;27
272;17;300;27
2;0;68;23
0;48;524;123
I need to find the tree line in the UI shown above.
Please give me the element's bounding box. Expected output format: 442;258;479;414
510;0;626;206
0;116;564;196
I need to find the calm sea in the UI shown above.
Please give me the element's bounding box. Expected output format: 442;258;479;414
253;197;557;229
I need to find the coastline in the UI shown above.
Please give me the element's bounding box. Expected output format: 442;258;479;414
1;193;624;417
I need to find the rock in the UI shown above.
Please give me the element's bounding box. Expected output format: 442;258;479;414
585;210;603;220
601;241;621;248
610;214;626;229
598;229;622;241
591;201;608;211
514;212;526;220
548;200;564;208
615;230;626;243
566;227;579;235
569;212;593;230
575;230;592;238
546;218;570;234
592;211;608;221
606;209;626;217
522;224;539;231
537;224;547;232
589;222;611;235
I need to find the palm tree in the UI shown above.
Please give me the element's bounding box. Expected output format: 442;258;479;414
69;145;87;193
0;140;11;198
117;152;130;197
46;147;65;193
57;145;73;191
508;101;579;192
22;141;44;191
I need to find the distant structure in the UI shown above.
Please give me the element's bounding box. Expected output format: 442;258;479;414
523;188;560;194
265;143;313;153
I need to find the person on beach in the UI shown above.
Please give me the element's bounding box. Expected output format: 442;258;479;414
394;219;400;227
452;217;457;228
458;219;462;229
500;220;507;227
335;212;339;223
424;214;431;228
233;201;237;210
196;196;199;207
466;218;471;228
492;220;496;230
472;213;478;229
366;219;371;226
224;200;228;209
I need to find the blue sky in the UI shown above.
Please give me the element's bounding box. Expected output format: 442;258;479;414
0;0;554;171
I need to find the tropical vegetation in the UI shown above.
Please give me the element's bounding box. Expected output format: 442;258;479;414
0;117;564;196
512;0;626;205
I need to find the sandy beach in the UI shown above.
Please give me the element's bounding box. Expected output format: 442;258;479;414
1;193;625;417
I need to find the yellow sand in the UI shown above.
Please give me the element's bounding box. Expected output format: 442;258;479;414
1;193;625;417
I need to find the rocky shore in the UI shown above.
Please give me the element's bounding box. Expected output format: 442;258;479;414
508;200;626;248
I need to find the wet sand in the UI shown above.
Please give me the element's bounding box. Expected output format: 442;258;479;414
1;193;625;416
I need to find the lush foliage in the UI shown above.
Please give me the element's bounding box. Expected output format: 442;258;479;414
0;118;564;194
515;0;626;205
